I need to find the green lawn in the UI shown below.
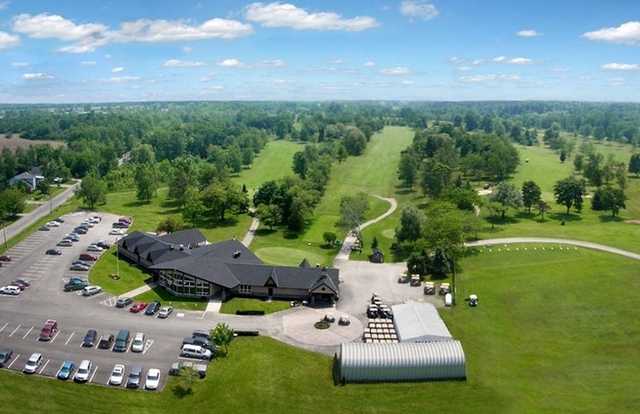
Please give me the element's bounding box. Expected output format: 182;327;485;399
2;247;639;413
88;247;151;295
232;140;303;195
219;297;290;315
252;126;414;266
134;286;207;311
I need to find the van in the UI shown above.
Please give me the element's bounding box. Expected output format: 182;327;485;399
113;329;130;352
180;344;212;360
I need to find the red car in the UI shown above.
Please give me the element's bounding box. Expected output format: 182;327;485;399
39;320;58;341
0;255;11;262
79;253;97;261
129;302;147;313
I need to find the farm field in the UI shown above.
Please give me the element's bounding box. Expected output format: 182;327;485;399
0;133;65;151
2;247;638;413
251;126;414;266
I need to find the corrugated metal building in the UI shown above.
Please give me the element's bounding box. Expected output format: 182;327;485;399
392;302;453;342
335;342;466;383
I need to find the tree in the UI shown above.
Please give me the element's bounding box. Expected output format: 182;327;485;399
591;186;626;217
629;153;640;176
553;176;585;214
420;158;452;198
169;157;198;206
210;323;234;356
173;367;199;398
182;187;205;225
292;151;309;179
338;193;369;230
255;204;281;230
156;216;185;233
202;180;247;222
395;206;424;242
573;153;584;172
77;172;106;209
130;143;156;164
559;150;567;163
135;164;159;202
323;231;337;247
343;127;367;156
371;236;379;250
36;179;50;195
583;152;604;187
421;202;469;274
0;188;26;218
521;181;542;213
536;200;551;221
490;182;523;219
398;151;418;188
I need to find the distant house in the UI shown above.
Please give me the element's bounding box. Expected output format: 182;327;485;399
117;229;340;305
369;248;385;264
8;167;44;192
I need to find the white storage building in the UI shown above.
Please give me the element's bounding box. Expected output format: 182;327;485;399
392;302;453;343
335;341;466;383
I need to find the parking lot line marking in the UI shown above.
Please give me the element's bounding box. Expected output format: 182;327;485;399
39;359;50;375
50;331;60;343
142;339;154;355
65;331;75;345
22;326;34;339
89;366;99;383
8;324;21;337
0;322;8;333
7;354;20;369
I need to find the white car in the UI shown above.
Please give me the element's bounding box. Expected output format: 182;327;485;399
74;359;92;382
86;245;103;252
145;368;161;390
131;332;145;353
109;364;125;386
46;221;60;227
23;353;42;374
82;285;102;296
109;229;125;236
0;285;21;295
82;220;95;228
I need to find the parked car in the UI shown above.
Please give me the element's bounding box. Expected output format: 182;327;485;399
338;315;351;326
23;353;43;374
144;301;160;316
157;306;173;319
74;227;88;234
64;278;88;291
95;240;111;249
82;285;102;296
113;329;130;352
112;222;128;229
183;336;215;352
0;286;21;295
0;255;12;262
145;368;161;390
118;217;132;225
47;221;60;227
39;320;58;341
79;253;97;261
98;334;115;350
82;329;98;347
57;240;73;247
126;365;142;389
109;229;126;235
64;234;80;242
129;302;147;313
109;364;125;386
56;361;75;380
130;332;145;353
45;249;62;255
39;226;51;231
86;245;103;252
74;360;93;383
180;344;212;360
115;297;133;308
0;349;13;367
12;280;30;290
70;263;90;271
72;260;91;267
192;330;211;341
169;361;207;378
54;217;65;223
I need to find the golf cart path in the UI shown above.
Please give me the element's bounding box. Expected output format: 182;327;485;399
467;237;640;261
241;216;260;247
334;195;397;263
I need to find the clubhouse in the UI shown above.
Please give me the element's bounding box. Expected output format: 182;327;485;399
117;229;340;304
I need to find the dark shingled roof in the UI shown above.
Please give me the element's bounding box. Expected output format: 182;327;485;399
159;229;207;248
117;229;207;266
299;258;311;268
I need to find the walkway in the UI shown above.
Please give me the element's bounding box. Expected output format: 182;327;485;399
242;216;260;247
466;237;640;261
117;281;158;299
334;195;398;263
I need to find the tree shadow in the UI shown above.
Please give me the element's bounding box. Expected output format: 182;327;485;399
548;212;583;223
485;215;520;225
598;215;624;223
255;228;276;237
123;199;150;208
172;384;193;399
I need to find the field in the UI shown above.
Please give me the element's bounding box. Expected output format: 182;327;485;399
251;126;414;266
0;133;65;151
232;140;303;194
2;247;639;413
219;297;291;315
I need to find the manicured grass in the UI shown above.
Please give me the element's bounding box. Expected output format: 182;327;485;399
88;247;151;295
1;248;638;413
251;126;414;266
133;286;207;311
232;140;303;195
219;297;290;315
253;245;328;267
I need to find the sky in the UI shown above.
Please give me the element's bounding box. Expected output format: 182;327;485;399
0;0;639;103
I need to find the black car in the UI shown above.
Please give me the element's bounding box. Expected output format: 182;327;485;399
98;334;115;349
0;349;13;367
12;280;30;289
115;297;133;308
112;222;128;229
64;279;88;292
144;301;161;316
74;227;88;234
96;241;111;249
46;249;63;255
54;217;65;223
82;329;98;347
39;226;50;231
126;366;143;389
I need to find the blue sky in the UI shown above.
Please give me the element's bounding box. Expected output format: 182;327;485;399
0;0;639;103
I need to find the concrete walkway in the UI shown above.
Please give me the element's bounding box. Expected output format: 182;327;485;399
334;195;398;263
117;281;158;299
242;216;260;247
466;237;640;261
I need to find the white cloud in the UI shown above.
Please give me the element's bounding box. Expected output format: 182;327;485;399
23;73;54;80
583;21;640;45
380;66;411;76
245;2;378;31
471;59;484;65
81;60;97;66
400;1;439;21
11;62;29;67
112;66;125;73
602;62;640;71
456;66;472;71
163;59;205;68
508;57;533;65
363;61;376;67
517;29;540;38
401;80;414;85
13;13;107;41
200;74;216;82
0;31;20;49
493;56;506;63
261;59;286;67
460;74;520;83
217;58;244;68
101;76;141;83
182;46;193;53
